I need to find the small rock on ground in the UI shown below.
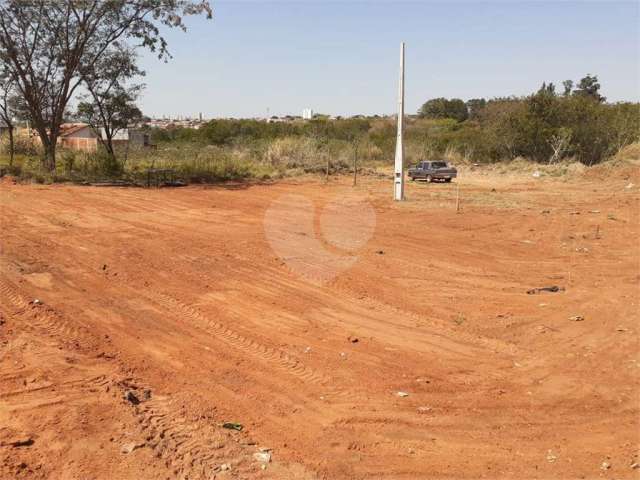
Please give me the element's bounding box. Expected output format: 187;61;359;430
253;452;271;463
120;442;144;454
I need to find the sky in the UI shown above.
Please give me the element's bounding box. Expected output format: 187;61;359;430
137;0;640;119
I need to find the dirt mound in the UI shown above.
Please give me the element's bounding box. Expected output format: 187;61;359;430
582;143;640;182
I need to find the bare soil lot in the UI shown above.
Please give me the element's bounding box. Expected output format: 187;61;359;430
1;169;638;479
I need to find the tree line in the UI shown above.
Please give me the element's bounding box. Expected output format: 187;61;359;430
0;0;212;170
151;74;638;166
415;74;638;164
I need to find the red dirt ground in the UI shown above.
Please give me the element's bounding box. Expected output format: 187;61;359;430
1;169;638;479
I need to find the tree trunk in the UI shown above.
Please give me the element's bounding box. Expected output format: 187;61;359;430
45;138;57;171
105;136;115;160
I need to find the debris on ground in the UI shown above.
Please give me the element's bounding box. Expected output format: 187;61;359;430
546;450;557;463
527;286;564;294
124;390;140;405
589;210;601;213
417;406;432;413
631;462;639;469
348;336;359;343
222;422;243;431
396;391;409;397
303;346;311;353
0;437;34;448
219;463;231;471
601;461;611;470
375;250;385;255
253;451;271;463
537;324;558;333
120;442;144;454
532;171;541;178
31;299;43;305
569;315;585;322
625;183;635;189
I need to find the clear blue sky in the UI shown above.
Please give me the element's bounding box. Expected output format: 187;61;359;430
138;0;640;119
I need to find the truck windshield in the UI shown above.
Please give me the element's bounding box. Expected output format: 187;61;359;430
431;162;447;169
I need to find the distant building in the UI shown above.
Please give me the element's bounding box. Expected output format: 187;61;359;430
57;123;134;152
302;108;314;120
59;123;98;152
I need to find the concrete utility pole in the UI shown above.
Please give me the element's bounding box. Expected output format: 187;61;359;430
394;42;405;201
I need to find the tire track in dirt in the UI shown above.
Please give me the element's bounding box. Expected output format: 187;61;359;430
3;245;362;405
105;380;255;479
0;274;256;480
148;291;365;403
132;393;255;479
0;276;88;343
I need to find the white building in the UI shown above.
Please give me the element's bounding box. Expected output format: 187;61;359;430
302;108;314;120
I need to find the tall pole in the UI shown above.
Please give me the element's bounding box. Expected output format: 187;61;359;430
394;42;405;201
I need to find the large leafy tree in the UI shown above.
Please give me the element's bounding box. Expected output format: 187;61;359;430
0;0;212;170
77;46;144;162
573;74;605;102
418;97;468;122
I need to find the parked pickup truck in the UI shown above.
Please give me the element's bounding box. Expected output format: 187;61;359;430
408;161;457;182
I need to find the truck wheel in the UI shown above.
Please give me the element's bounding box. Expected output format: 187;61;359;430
426;175;432;183
410;176;415;181
445;178;452;183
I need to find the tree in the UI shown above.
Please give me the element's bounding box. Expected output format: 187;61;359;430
562;80;573;97
538;82;556;96
77;47;144;163
0;71;18;166
466;98;486;120
0;0;212;171
573;74;605;102
418;98;447;119
446;99;469;122
418;98;468;122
